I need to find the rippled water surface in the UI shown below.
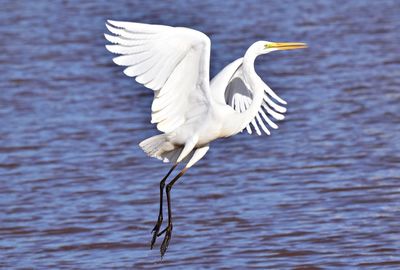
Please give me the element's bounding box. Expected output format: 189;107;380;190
1;0;400;269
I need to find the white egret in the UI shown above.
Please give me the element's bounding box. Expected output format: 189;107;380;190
104;20;307;257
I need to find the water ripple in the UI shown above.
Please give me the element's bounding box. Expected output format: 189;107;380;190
1;0;400;269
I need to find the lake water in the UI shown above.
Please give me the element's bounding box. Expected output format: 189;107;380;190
1;0;400;269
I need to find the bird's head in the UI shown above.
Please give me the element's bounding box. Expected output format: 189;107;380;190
252;40;308;55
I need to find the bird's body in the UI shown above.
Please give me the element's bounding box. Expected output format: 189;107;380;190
105;20;306;257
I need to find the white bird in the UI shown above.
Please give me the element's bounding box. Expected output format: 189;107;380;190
104;20;307;257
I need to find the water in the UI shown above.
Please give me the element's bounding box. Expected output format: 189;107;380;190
1;0;400;269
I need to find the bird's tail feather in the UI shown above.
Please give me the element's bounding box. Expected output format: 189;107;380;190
139;134;182;163
139;134;166;157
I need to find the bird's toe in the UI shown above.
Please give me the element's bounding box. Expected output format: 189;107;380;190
160;226;173;258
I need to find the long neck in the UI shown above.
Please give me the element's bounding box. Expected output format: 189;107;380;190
223;48;265;136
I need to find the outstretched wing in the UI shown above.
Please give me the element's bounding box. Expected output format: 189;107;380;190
105;20;211;133
217;58;287;135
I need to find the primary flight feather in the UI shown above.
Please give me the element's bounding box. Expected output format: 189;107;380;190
105;20;307;257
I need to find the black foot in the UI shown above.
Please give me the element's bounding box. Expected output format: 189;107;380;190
150;216;163;249
160;224;173;258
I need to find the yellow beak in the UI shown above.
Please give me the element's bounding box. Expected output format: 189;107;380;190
265;42;308;50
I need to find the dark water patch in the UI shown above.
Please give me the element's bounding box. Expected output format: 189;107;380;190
43;241;145;252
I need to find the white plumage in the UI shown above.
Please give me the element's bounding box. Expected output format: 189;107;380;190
105;20;211;136
105;20;306;165
104;20;307;257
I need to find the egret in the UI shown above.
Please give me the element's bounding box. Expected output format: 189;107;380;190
104;20;307;257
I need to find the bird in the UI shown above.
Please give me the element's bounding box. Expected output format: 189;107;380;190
104;20;307;257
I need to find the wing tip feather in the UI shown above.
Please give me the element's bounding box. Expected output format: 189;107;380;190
104;33;116;43
112;56;125;66
123;67;135;77
107;19;119;26
105;44;113;53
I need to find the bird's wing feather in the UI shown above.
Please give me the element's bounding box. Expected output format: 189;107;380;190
105;20;211;133
222;58;287;135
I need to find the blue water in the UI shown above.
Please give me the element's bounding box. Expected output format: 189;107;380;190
1;0;400;269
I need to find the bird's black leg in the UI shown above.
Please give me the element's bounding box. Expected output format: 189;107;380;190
150;164;178;249
159;167;188;258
